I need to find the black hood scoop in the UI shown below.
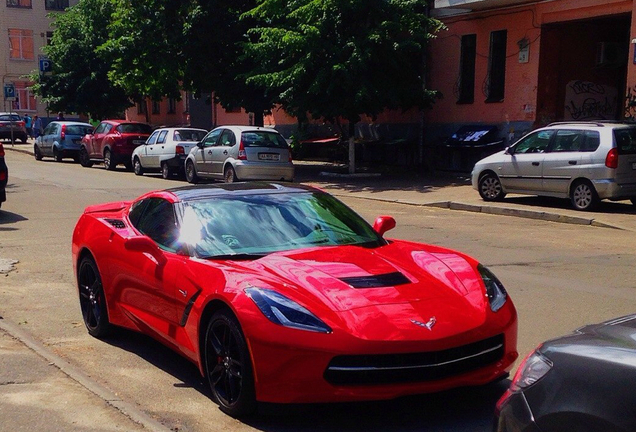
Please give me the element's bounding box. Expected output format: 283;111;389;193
339;272;410;289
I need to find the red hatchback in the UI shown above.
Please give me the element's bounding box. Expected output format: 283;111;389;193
72;183;518;417
79;120;152;170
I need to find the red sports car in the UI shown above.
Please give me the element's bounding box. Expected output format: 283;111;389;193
72;183;518;417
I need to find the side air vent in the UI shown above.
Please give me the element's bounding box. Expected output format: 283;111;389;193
340;272;410;288
104;219;126;229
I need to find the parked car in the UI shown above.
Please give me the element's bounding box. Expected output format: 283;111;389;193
72;183;517;417
34;121;94;162
495;314;636;432
185;126;294;183
132;127;207;179
0;113;27;143
0;142;6;208
472;122;636;211
79;120;152;170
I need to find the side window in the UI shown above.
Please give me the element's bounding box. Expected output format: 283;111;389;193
146;131;159;145
202;129;222;147
157;130;168;144
94;123;106;134
581;131;600;152
614;129;636;155
103;124;114;135
219;130;236;146
43;124;54;135
548;130;584;153
134;198;179;251
513;130;554;154
128;199;149;226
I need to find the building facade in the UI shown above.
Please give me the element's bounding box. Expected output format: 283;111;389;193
428;0;636;147
1;0;77;117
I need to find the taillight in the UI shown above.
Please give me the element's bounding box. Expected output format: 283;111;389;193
0;171;5;181
288;147;293;162
238;140;247;160
61;124;66;140
176;145;185;155
17;121;25;127
605;148;618;169
0;144;4;157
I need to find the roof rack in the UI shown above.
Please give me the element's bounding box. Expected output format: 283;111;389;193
546;120;635;127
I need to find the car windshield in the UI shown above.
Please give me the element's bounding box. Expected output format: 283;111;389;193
66;125;93;136
174;129;206;141
117;123;152;134
179;192;383;258
0;115;21;122
241;131;288;148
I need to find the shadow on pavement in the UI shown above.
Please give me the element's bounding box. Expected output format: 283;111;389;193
504;196;636;215
104;328;506;432
0;208;28;225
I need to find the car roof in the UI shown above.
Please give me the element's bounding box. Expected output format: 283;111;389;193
543;121;636;130
48;121;93;127
214;125;281;134
165;182;318;202
154;127;207;132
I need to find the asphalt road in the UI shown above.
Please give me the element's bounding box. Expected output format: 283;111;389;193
2;151;636;431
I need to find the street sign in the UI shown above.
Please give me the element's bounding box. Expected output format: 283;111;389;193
4;83;15;101
39;55;52;74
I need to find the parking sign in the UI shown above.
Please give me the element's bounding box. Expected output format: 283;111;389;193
4;83;15;101
39;55;52;74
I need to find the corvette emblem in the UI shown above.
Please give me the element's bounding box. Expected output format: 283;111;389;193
411;317;436;330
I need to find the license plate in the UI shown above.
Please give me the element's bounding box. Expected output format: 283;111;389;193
133;140;145;145
258;153;280;161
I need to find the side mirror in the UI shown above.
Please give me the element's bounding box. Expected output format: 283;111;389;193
124;236;165;263
373;216;396;237
505;146;514;155
197;141;204;149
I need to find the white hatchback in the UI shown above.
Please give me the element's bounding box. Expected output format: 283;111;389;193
472;122;636;210
184;125;294;183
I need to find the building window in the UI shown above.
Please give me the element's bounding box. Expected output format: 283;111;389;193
13;82;36;111
457;34;476;104
46;31;53;45
152;100;160;115
8;29;34;60
45;0;68;10
7;0;31;8
137;100;147;115
486;30;507;102
168;98;176;114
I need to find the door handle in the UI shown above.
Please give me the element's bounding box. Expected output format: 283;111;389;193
223;150;228;155
568;160;577;165
207;150;212;155
532;162;540;166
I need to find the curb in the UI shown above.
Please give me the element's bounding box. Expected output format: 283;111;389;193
0;318;171;432
4;145;32;157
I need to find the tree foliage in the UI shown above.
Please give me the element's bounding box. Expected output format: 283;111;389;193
31;0;131;119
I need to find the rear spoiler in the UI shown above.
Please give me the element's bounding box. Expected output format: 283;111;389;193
84;201;131;214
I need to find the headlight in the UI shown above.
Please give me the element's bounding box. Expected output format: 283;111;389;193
510;348;552;392
245;288;332;334
478;264;508;312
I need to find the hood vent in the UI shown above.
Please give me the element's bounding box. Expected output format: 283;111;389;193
104;219;126;229
340;272;410;289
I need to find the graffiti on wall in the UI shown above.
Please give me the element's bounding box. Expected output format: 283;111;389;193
624;85;636;120
564;80;617;121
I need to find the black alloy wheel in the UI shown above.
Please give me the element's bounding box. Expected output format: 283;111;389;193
34;145;42;161
478;173;506;201
78;257;112;338
133;157;144;176
204;310;256;417
185;160;199;184
104;149;116;171
79;147;93;167
161;162;172;180
53;147;63;162
224;165;237;183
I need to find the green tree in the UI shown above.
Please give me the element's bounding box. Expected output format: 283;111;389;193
31;0;131;120
244;0;443;171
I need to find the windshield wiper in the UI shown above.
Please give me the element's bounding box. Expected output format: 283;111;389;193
200;253;268;261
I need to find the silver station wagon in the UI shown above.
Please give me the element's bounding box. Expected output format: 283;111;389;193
472;122;636;211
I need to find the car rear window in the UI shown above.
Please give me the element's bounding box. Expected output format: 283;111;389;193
0;115;21;122
66;125;93;136
614;128;636;155
241;131;288;148
174;129;206;141
117;123;152;134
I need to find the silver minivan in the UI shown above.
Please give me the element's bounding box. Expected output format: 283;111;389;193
185;125;294;183
472;122;636;210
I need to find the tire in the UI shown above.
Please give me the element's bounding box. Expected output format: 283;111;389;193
161;162;172;180
570;180;599;211
478;173;506;201
104;149;116;171
34;145;42;161
133;157;144;176
53;147;63;162
79;147;93;167
224;165;237;183
204;310;256;417
77;257;112;338
185;160;199;184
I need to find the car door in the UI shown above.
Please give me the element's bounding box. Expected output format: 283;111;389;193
499;130;554;193
139;131;159;166
210;129;236;175
542;129;585;195
90;122;111;157
147;130;167;168
194;128;222;175
41;123;56;155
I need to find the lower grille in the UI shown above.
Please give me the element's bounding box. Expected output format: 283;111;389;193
324;334;504;385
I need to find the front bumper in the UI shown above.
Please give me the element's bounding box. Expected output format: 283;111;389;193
494;390;541;432
234;161;295;181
